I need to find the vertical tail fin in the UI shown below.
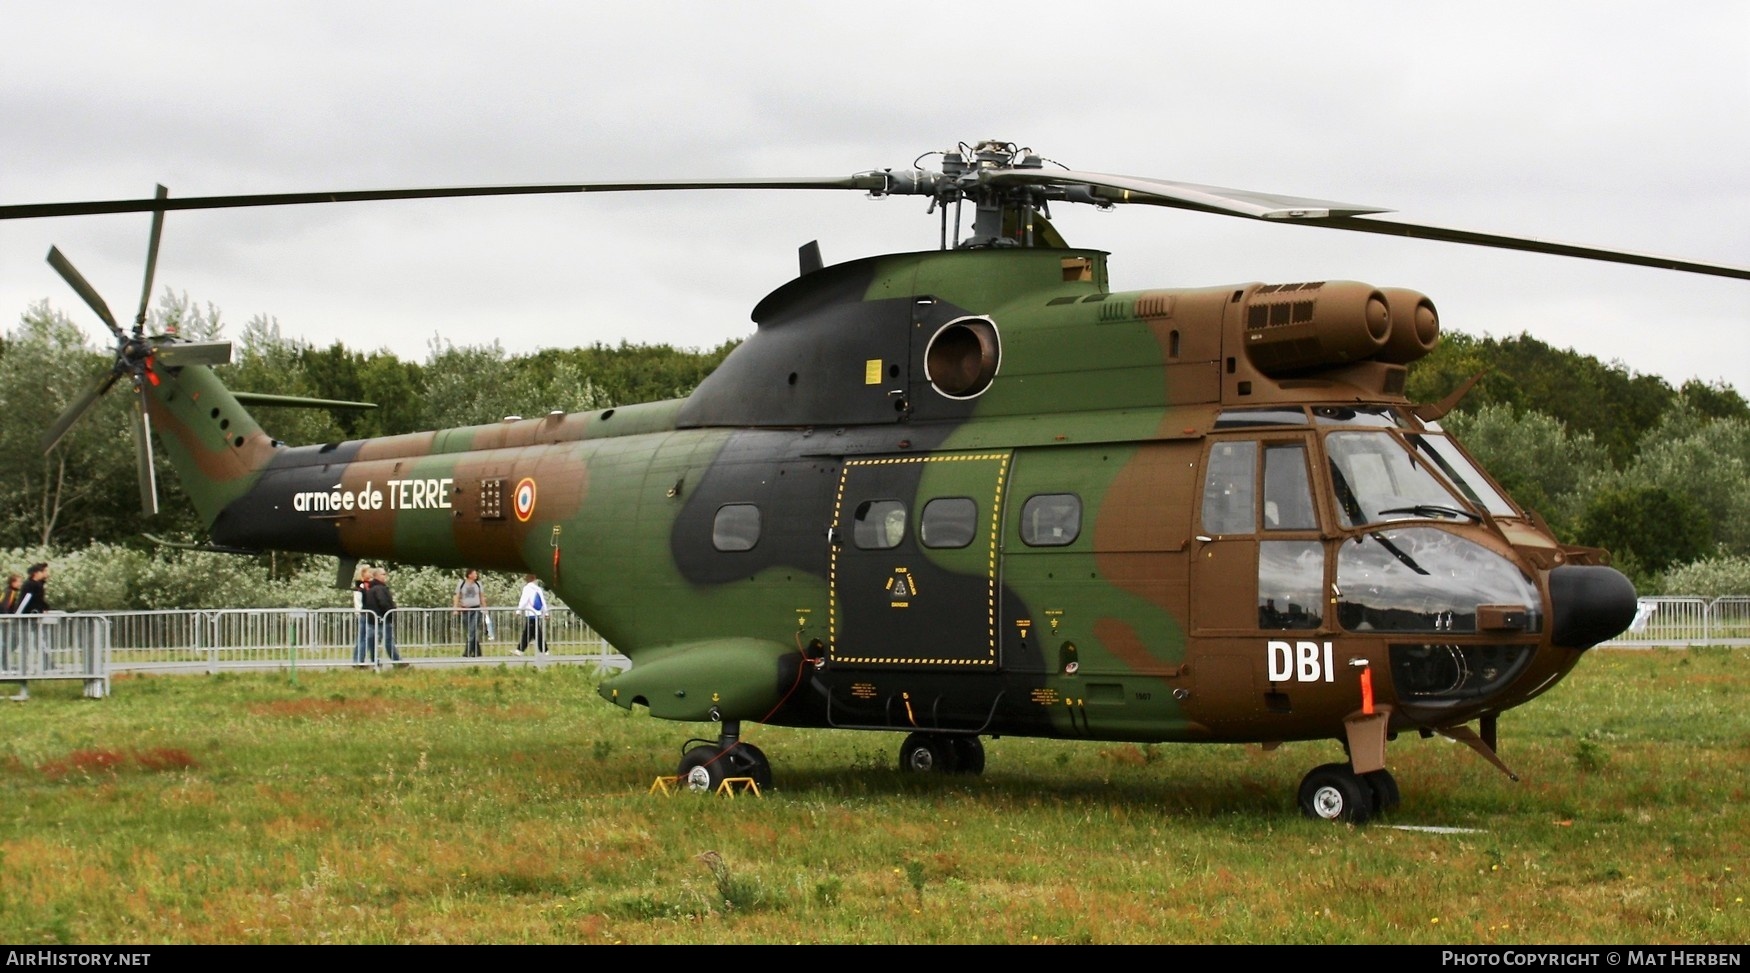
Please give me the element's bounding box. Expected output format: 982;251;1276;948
142;354;280;530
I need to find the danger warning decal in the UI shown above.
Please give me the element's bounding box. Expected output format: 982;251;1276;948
886;567;915;608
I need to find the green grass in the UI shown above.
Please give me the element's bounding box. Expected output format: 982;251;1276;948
1;649;1745;944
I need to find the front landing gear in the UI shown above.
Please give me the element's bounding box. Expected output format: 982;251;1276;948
1298;763;1372;823
1298;702;1402;823
676;720;773;793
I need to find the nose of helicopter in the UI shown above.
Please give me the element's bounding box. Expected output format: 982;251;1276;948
1548;564;1639;648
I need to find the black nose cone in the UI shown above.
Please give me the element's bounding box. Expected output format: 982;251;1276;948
1549;564;1638;649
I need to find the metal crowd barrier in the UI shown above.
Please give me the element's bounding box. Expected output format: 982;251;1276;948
3;607;626;684
1603;596;1750;648
0;613;111;698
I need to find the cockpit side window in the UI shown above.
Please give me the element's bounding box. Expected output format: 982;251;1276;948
1204;440;1322;534
1196;437;1328;632
1201;441;1257;535
1263;443;1318;530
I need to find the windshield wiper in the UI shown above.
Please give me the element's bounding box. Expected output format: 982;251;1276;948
1375;504;1482;523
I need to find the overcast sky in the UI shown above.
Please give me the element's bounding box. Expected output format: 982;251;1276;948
4;1;1746;402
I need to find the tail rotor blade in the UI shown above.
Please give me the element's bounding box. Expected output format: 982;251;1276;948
41;368;123;453
133;387;159;516
152;340;232;367
46;247;125;340
134;185;169;335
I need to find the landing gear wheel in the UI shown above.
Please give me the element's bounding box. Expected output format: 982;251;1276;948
1363;768;1400;814
722;741;774;792
950;736;985;775
1298;762;1374;824
678;744;726;793
898;732;955;773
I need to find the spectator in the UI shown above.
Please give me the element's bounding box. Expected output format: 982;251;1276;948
15;563;51;675
363;567;403;666
1;571;19;672
351;564;374;667
514;574;548;656
17;562;49;615
453;568;487;658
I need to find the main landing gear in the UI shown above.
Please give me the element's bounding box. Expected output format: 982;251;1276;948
897;732;985;775
676;720;773;793
1297;762;1400;824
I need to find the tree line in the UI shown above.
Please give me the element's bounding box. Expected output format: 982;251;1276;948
2;294;1745;610
1406;332;1749;596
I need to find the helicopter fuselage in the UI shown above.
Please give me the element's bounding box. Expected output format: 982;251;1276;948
141;245;1634;787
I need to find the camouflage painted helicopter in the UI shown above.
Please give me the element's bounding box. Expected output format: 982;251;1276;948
8;140;1747;823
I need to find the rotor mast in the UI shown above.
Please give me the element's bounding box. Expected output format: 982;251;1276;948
859;139;1106;250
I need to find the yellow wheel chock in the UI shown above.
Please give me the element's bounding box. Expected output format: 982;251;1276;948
648;775;763;798
715;777;761;797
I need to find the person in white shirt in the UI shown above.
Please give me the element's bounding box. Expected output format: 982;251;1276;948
514;574;548;656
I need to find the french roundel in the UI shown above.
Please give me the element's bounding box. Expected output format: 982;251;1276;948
513;477;537;521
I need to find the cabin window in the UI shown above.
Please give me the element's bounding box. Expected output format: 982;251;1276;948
1259;540;1324;630
853;499;908;550
920;497;977;549
1020;494;1081;547
711;503;762;552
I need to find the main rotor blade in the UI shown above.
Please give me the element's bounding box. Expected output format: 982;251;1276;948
41;367;123;453
1305;213;1750;281
995;168;1750;280
133;387;159;517
0;175;890;221
134;185;168;334
990;168;1396;220
12;163;1746;281
151;340;232;367
46;246;124;338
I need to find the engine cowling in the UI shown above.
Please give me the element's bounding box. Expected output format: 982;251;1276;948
1240;280;1438;374
1377;287;1440;365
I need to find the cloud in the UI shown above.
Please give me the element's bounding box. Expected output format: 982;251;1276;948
3;0;1745;392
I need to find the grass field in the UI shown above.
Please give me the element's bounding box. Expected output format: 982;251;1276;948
1;648;1745;945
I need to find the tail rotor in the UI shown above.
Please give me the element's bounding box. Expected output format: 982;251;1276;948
40;185;232;516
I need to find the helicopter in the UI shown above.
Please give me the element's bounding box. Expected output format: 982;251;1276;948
6;139;1746;824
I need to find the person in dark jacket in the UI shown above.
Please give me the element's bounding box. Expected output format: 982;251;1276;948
14;563;51;676
363;567;402;664
17;563;48;615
